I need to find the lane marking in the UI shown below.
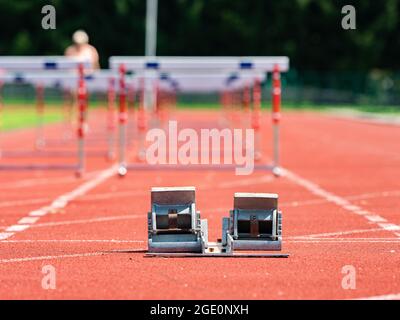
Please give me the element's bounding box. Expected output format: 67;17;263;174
279;190;400;209
1;183;398;211
0;198;50;209
365;215;387;222
29;208;50;217
0;170;99;190
281;168;400;238
0;232;14;240
0;165;118;240
18;217;40;224
0;239;144;243
353;293;400;300
215;175;274;188
0;238;398;244
0;252;107;264
28;214;141;228
6;225;30;232
292;227;385;239
74;175;274;202
286;238;400;243
0;214;142;231
378;223;400;231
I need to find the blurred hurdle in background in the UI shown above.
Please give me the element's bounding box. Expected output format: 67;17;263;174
110;56;289;176
0;66;126;173
0;56;120;176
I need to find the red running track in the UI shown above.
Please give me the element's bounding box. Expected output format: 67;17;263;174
0;110;399;299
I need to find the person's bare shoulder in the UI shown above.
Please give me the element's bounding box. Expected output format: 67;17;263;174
64;45;76;56
88;45;99;56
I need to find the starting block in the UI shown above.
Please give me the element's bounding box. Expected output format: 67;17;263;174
147;187;208;253
222;193;282;252
146;189;288;258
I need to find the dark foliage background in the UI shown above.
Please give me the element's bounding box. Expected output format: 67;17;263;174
0;0;399;70
1;0;399;106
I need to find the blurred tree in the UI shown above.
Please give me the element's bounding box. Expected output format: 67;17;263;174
0;0;399;70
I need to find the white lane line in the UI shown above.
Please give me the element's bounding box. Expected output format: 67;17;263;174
18;217;40;224
286;239;400;243
0;198;50;208
281;168;400;238
0;238;398;245
365;215;387;223
280;190;400;209
1;238;398;244
0;170;99;189
30;214;141;228
0;252;107;264
1;182;397;211
0;232;14;240
6;225;30;232
292;227;385;239
353;293;400;300
378;223;400;231
74;175;274;202
215;175;274;188
29;208;50;217
0;239;145;243
0;214;142;231
0;165;118;240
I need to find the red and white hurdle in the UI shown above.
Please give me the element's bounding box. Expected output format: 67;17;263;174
0;56;90;176
110;56;289;177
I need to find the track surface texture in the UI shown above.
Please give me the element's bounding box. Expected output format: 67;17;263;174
0;109;399;300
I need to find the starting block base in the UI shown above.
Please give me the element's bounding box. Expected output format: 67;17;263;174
145;252;289;258
145;242;289;258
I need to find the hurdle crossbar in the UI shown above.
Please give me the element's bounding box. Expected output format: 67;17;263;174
110;56;289;72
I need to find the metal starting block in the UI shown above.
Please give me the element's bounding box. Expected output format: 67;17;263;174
147;187;208;253
222;193;282;252
146;189;287;258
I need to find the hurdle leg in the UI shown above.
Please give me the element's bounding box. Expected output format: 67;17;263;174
252;78;262;161
242;83;251;129
62;89;74;141
118;64;128;176
35;83;45;150
107;77;116;160
127;82;136;139
76;64;88;177
272;64;282;176
0;81;3;159
137;77;147;161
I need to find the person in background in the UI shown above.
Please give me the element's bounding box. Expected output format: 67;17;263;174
65;30;100;70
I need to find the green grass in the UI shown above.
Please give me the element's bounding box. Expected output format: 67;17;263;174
2;99;398;132
177;101;400;114
1;107;63;131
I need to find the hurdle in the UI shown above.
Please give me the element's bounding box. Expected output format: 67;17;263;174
0;56;90;175
0;68;122;161
110;56;289;176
